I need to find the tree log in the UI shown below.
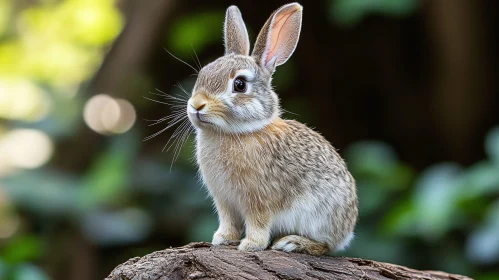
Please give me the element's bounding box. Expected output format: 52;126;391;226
105;242;472;280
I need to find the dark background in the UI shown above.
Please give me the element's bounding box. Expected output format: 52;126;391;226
1;0;499;279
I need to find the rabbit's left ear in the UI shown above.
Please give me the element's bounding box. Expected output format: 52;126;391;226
252;3;303;73
224;6;250;56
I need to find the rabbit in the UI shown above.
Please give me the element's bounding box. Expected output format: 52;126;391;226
186;2;358;255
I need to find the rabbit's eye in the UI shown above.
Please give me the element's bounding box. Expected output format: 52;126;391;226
233;77;247;93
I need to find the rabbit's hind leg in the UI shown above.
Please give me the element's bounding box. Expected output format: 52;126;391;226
271;235;328;256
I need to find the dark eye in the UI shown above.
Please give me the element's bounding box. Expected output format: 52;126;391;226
233;77;247;93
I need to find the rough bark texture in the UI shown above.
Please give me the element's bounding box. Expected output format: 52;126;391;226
106;242;472;280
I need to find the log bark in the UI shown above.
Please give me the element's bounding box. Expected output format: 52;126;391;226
106;242;472;280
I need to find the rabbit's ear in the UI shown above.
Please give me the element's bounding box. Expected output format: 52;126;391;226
224;6;250;56
252;3;303;73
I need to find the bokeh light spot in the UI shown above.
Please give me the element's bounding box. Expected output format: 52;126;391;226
84;94;136;135
0;79;52;122
0;129;54;169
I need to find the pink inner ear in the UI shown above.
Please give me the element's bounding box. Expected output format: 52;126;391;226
266;10;296;65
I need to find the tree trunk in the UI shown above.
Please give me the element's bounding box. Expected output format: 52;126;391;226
105;242;472;280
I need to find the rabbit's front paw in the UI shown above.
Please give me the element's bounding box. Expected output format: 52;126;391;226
212;230;240;246
238;238;267;252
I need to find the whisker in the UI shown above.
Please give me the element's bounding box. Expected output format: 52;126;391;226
143;96;173;106
163;47;199;74
154;88;168;95
174;124;191;154
191;45;203;71
163;119;190;153
147;91;185;103
175;82;191;97
163;119;187;133
281;108;299;116
144;125;171;141
190;54;201;72
160;122;185;153
161;126;189;170
169;124;193;171
155;88;189;102
168;110;188;118
148;112;185;126
171;104;187;109
166;112;189;127
180;127;194;155
170;119;190;141
144;82;195;172
144;115;187;141
170;128;192;171
145;115;171;123
147;92;169;99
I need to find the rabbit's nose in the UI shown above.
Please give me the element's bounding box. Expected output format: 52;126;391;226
194;103;206;111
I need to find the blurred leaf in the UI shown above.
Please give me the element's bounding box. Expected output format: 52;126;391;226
1;0;122;89
79;151;128;207
175;182;209;210
1;170;79;217
132;159;199;197
20;0;123;46
381;199;416;236
477;273;499;280
11;263;49;280
79;132;138;209
485;126;499;163
345;141;414;190
81;208;152;246
461;161;499;197
0;191;20;239
458;195;491;223
167;11;224;58
0;235;43;263
0;258;6;278
59;0;124;46
186;213;217;243
413;163;462;239
466;200;499;264
342;225;408;265
356;182;391;216
346;140;397;166
331;0;419;26
0;0;11;37
438;246;473;277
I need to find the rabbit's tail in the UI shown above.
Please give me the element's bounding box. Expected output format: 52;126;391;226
271;235;328;256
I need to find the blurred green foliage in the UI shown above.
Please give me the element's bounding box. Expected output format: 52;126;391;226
0;0;124;278
344;127;499;277
0;0;122;87
331;0;419;26
168;11;225;58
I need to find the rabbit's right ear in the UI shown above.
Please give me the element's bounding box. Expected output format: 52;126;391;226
252;3;303;73
224;6;250;56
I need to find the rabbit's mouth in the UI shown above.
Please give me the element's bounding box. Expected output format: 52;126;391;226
196;112;211;124
188;111;213;127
